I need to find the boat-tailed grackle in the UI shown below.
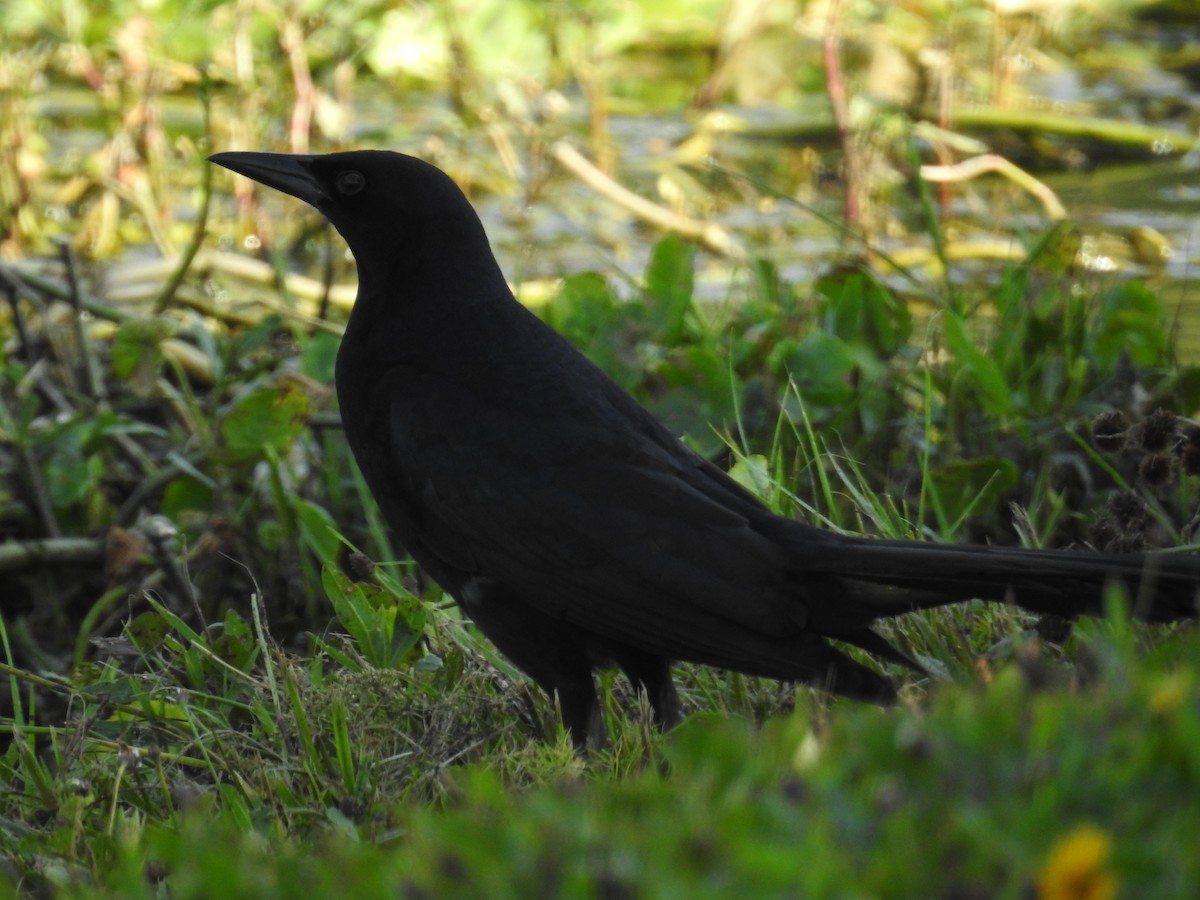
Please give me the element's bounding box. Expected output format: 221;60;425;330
210;149;1200;747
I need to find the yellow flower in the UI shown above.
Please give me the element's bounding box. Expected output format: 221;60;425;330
1036;824;1117;900
1148;673;1189;717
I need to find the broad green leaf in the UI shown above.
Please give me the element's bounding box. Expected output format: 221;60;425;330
162;475;215;519
778;332;857;407
219;383;312;463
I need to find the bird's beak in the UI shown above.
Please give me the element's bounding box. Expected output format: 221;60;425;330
208;151;328;207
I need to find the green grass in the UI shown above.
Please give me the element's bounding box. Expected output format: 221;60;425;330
2;396;1198;897
5;608;1196;898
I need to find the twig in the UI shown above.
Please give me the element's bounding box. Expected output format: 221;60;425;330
280;15;314;152
115;459;191;527
58;240;106;401
550;141;744;259
920;154;1067;220
171;287;261;328
3;279;33;365
0;536;103;573
931;47;955;216
199;250;356;314
0;658;183;725
153;69;215;314
822;0;858;229
0;263;132;324
927;105;1195;155
11;437;61;539
94;174;175;255
142;516;199;618
318;226;335;322
30;326;159;482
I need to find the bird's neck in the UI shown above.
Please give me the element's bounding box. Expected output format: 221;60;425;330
341;231;518;367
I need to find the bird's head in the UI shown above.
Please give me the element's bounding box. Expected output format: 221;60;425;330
209;150;486;278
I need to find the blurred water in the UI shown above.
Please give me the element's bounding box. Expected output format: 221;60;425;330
30;71;1200;364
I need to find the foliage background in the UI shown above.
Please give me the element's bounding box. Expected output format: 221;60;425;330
1;0;1199;895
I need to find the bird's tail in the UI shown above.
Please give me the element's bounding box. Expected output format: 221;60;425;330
778;528;1200;702
813;534;1200;623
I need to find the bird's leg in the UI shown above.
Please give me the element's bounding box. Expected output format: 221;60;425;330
459;581;606;748
610;647;683;729
554;679;606;750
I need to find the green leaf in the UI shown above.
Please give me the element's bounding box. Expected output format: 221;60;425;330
219;383;312;463
304;330;341;384
211;611;255;671
110;319;171;381
295;500;344;566
231;314;284;357
778;332;857;407
943;311;1011;416
126;611;169;654
728;454;773;500
1172;367;1200;412
1090;281;1168;368
162;475;214;519
320;565;426;669
817;269;911;358
545;271;620;342
544;271;644;388
644;233;695;343
45;452;103;508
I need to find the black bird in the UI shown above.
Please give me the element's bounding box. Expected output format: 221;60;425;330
210;149;1200;747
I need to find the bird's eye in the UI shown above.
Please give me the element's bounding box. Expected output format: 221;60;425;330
335;170;366;196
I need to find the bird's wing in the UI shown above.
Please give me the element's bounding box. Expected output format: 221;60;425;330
379;367;810;665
